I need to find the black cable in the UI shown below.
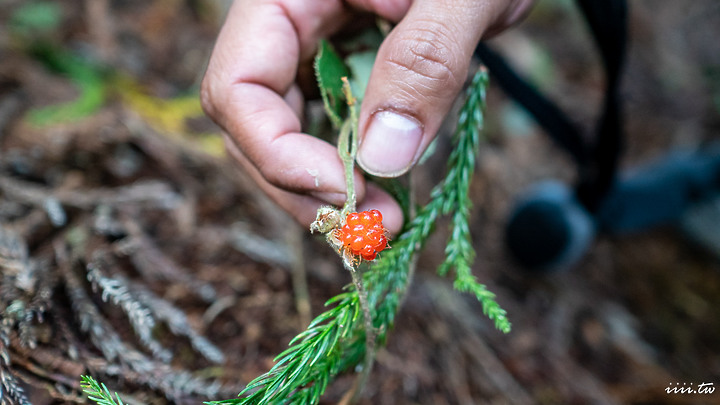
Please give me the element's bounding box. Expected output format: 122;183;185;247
474;0;628;212
574;0;628;212
474;43;590;167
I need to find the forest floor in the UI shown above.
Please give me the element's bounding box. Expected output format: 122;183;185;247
1;1;719;404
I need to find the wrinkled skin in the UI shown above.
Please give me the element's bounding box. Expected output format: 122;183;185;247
202;0;535;234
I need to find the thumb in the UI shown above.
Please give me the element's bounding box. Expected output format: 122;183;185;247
357;0;503;177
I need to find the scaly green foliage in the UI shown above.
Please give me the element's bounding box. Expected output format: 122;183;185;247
211;67;509;405
81;375;127;405
210;292;360;405
437;70;511;333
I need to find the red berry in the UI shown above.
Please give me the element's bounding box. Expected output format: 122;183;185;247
346;212;361;226
360;246;377;261
360;211;372;223
350;235;365;252
336;209;390;262
375;236;387;250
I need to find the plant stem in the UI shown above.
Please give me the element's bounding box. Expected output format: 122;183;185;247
338;119;356;215
345;262;376;404
339;77;359;216
338;77;375;402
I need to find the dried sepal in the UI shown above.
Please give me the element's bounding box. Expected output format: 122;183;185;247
310;206;342;234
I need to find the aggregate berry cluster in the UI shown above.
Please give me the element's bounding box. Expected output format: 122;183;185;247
335;209;389;261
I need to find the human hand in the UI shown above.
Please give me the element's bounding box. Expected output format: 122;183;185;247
201;0;534;235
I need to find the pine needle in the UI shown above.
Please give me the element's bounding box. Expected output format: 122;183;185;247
81;375;127;405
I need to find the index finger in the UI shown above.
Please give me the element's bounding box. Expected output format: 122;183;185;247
201;0;356;201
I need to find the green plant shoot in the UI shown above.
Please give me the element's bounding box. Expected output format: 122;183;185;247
210;38;510;405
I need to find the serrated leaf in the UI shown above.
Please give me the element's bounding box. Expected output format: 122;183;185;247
314;39;349;128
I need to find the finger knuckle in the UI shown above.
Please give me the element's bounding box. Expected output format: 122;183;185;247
386;20;464;90
200;74;220;119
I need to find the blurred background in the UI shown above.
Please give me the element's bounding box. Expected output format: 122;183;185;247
0;0;719;404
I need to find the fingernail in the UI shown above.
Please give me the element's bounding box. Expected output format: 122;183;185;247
357;111;422;177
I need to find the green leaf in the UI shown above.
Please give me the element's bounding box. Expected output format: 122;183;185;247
314;39;350;128
345;50;376;103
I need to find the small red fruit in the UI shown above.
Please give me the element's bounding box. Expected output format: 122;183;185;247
336;209;389;261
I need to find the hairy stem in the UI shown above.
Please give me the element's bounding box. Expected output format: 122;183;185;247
339;78;359;216
337;77;375;401
338;119;356;215
346;263;375;404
